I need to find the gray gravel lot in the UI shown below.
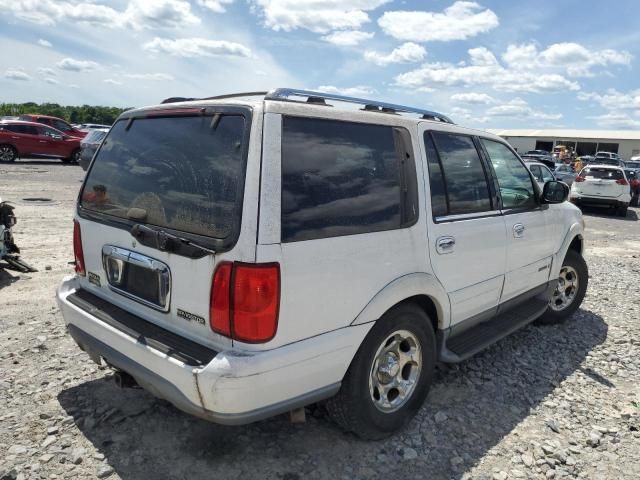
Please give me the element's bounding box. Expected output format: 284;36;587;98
1;159;639;480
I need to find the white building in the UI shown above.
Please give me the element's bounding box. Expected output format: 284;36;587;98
486;129;640;160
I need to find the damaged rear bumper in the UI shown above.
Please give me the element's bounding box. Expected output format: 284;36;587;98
57;277;369;425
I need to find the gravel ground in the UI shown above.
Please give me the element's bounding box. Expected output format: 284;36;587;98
1;159;639;480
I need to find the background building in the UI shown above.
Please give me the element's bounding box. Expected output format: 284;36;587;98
487;129;640;159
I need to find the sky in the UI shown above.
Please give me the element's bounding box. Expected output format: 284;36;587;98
2;0;640;129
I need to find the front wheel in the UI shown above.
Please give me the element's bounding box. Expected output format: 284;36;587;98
537;249;588;324
64;148;81;164
326;303;436;439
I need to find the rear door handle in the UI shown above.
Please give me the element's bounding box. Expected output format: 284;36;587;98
436;236;455;254
513;223;525;238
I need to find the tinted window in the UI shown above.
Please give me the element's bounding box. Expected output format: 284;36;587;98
581;167;623;180
281;117;417;242
430;132;492;215
10;124;39;135
81;113;247;240
52;119;72;132
423;133;447;217
482;139;537;210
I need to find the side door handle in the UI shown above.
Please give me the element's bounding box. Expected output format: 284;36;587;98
436;236;455;254
513;223;525;238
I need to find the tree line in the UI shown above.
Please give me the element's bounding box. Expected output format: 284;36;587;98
0;102;131;125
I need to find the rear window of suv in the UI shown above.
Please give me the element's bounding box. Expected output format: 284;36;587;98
80;111;248;243
581;167;623;179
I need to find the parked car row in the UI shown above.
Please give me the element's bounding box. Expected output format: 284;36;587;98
0;114;110;164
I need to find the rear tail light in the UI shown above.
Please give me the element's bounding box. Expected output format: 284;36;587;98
73;220;86;276
575;176;586;182
210;262;280;343
616;178;629;186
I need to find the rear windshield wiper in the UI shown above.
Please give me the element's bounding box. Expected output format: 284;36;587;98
130;224;215;259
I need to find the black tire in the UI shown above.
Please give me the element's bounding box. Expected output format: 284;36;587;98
617;205;628;217
0;144;17;162
537;249;588;325
64;148;81;164
326;303;436;440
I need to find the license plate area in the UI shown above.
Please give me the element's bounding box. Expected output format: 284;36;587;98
101;245;171;312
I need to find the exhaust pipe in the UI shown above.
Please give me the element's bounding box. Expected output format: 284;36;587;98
113;370;139;389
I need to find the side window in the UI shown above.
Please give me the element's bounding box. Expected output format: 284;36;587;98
423;133;448;217
482;139;537;210
53;120;71;132
40;126;59;137
428;131;492;216
529;164;543;182
281;116;418;242
541;166;554;183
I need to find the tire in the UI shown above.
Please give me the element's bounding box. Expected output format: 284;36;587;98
537;249;588;325
326;303;436;440
0;144;17;162
64;148;81;164
617;205;628;217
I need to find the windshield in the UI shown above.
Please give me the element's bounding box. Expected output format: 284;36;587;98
626;161;640;168
581;167;623;180
83;129;107;144
80;112;248;241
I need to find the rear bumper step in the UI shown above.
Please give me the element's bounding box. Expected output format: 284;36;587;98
66;289;217;367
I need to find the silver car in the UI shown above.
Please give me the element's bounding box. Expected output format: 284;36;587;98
553;163;577;186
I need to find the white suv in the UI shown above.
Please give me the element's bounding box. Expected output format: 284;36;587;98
570;165;631;216
57;89;588;439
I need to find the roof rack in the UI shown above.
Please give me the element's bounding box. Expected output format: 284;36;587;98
264;88;454;124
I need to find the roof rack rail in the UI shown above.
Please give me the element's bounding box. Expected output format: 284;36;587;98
264;88;454;124
200;91;269;101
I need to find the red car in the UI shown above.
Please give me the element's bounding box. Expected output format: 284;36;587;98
18;114;87;139
0;120;82;163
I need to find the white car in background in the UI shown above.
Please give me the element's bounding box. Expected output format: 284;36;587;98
570;165;631;217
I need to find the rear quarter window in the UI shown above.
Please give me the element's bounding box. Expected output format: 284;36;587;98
281;116;418;242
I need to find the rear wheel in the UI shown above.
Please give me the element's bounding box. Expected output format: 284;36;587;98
0;144;17;162
326;303;436;439
537;249;588;324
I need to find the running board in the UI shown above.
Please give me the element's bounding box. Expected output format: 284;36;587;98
438;284;553;363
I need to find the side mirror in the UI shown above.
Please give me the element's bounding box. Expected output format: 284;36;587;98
541;180;569;204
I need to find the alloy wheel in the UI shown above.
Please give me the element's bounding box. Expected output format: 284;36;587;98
549;265;579;311
369;329;422;413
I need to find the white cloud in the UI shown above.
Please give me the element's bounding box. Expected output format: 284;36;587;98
587;112;640;129
503;42;632;77
45;77;59;85
317;85;376;97
198;0;234;13
0;0;199;29
395;46;580;94
578;89;640;110
364;42;426;66
451;92;496;104
4;69;32;81
125;73;174;81
143;37;251;58
321;30;374;46
37;67;56;76
56;58;100;72
486;98;562;120
251;0;390;34
379;1;498;42
124;0;200;30
104;79;123;85
37;39;52;48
